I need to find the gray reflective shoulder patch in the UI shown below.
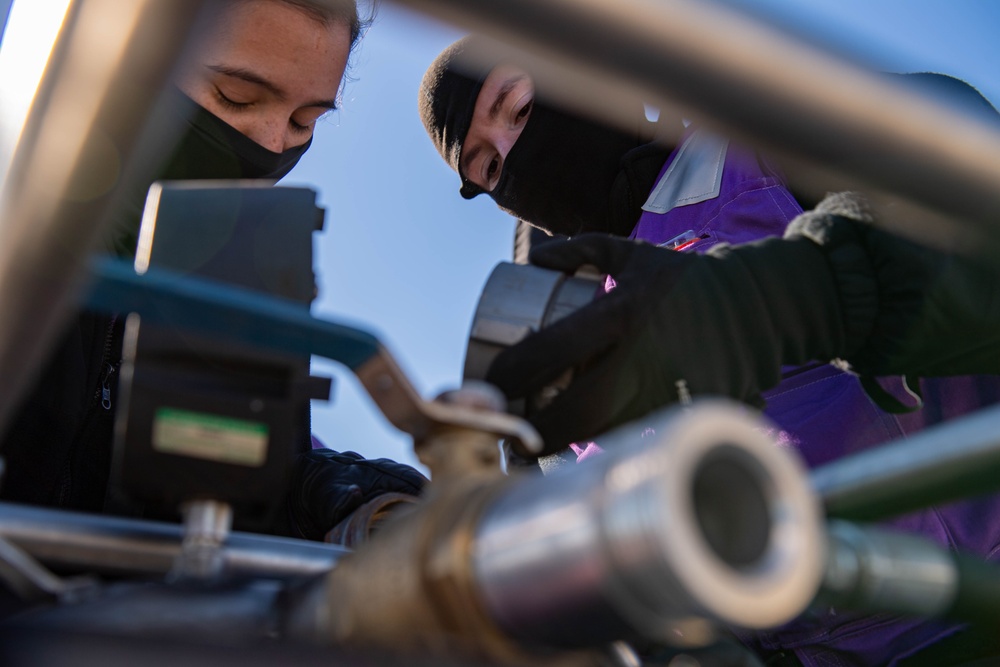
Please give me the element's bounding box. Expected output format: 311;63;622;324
642;130;729;214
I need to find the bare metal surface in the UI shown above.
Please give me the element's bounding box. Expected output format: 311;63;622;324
464;262;601;418
0;502;347;580
172;500;233;581
823;521;958;617
392;0;1000;252
473;402;825;641
326;493;419;548
296;402;823;660
812;403;1000;521
0;536;96;603
412;381;510;481
355;350;543;454
288;476;532;662
0;0;209;433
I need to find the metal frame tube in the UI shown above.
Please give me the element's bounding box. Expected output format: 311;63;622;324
0;0;208;432
812;404;1000;521
392;0;1000;252
823;520;1000;623
0;502;348;580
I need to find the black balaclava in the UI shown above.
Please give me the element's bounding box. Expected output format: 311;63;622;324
418;36;489;194
419;36;670;238
105;87;311;257
484;99;665;237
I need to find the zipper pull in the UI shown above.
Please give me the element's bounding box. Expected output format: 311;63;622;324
100;363;115;411
675;378;692;408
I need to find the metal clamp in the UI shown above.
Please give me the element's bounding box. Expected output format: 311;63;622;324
464;262;602;417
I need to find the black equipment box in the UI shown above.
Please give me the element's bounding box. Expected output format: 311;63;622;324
113;182;330;528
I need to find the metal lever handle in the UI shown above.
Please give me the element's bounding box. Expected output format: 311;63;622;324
85;257;542;454
0;536;96;604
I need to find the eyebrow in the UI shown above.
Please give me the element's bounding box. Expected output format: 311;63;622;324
489;76;525;121
207;65;339;110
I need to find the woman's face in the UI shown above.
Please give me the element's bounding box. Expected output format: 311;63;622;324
460;63;535;192
175;0;351;152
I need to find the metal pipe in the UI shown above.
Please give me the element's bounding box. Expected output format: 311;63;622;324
392;0;1000;253
3;581;286;646
464;261;602;418
812;404;1000;522
0;502;348;580
325;493;419;548
171;500;233;582
291;401;825;660
472;401;824;646
0;0;208;433
823;520;1000;622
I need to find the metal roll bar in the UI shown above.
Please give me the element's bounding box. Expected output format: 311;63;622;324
0;501;348;581
391;0;1000;253
4;0;1000;437
812;403;1000;522
0;0;209;432
823;520;1000;623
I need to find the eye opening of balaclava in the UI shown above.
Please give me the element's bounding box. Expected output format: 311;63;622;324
488;96;658;237
419;36;504;200
420;36;668;237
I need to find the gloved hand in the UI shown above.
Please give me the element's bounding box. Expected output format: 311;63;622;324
787;194;1000;379
287;448;428;541
488;191;1000;455
486;230;848;454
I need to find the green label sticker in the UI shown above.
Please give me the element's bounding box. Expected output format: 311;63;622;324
153;407;268;467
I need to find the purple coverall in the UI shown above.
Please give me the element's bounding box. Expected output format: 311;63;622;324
628;127;1000;666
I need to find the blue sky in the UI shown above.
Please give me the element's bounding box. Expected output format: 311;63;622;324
288;1;1000;471
2;1;998;473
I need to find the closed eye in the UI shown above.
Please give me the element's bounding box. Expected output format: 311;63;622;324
214;87;250;111
291;107;335;134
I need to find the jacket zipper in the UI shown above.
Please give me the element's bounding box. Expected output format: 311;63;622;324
98;362;117;411
92;314;120;409
57;315;120;506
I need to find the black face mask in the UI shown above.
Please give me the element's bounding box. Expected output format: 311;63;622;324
105;89;311;257
485;101;647;237
161;90;312;182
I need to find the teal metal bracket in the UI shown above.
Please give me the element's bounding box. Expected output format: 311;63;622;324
85;256;542;454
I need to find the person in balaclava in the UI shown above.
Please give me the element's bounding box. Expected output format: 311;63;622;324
419;36;1000;667
0;0;426;541
419;36;675;240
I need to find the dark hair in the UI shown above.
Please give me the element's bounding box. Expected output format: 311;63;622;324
244;0;379;93
418;36;493;194
272;0;372;50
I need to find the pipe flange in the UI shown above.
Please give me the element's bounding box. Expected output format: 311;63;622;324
464;262;601;417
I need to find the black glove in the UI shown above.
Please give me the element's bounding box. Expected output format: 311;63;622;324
287;449;427;541
788;194;1000;378
489;191;1000;455
486;229;847;454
